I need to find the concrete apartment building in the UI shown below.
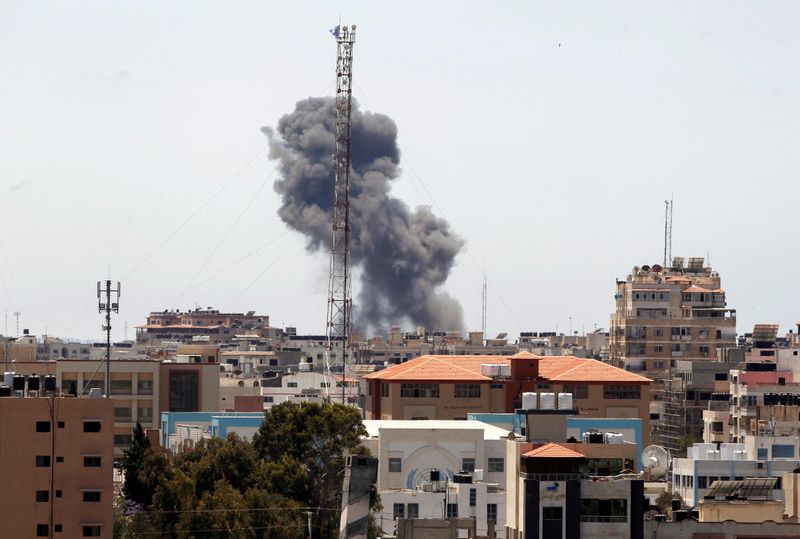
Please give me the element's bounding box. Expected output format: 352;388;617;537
363;352;652;445
0;395;114;538
135;307;271;345
12;347;219;457
609;256;736;382
360;420;512;538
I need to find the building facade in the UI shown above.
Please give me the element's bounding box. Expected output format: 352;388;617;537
364;353;652;445
0;395;114;538
609;257;736;381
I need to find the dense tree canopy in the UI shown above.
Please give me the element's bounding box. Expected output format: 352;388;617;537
116;402;370;539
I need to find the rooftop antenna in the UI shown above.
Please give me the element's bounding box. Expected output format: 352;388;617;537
97;280;121;398
663;198;673;267
481;270;487;338
325;22;356;405
13;311;20;338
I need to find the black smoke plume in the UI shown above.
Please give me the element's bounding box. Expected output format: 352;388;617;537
263;97;464;333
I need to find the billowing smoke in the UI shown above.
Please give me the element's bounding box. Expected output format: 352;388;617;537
263;97;464;333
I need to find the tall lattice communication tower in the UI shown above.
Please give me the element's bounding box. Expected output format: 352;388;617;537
325;24;356;403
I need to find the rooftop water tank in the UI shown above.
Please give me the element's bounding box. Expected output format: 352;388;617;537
499;364;510;377
44;375;56;392
298;362;310;372
605;432;624;444
27;375;40;391
3;372;14;387
89;387;103;399
521;392;538;410
12;375;25;391
557;392;573;411
539;392;556;410
0;386;11;397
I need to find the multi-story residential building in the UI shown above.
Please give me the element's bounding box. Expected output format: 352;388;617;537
360;420;513;538
504;443;645;539
12;347;220;458
363;352;652;445
0;394;114;538
135;307;272;346
655;359;733;454
672;440;800;507
609;256;736;381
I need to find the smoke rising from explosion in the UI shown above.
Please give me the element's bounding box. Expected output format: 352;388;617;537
263;97;464;334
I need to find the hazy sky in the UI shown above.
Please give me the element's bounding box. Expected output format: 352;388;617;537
1;1;799;342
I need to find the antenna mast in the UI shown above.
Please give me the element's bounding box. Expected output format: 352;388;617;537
97;280;120;398
481;271;487;338
325;24;356;405
663;199;673;267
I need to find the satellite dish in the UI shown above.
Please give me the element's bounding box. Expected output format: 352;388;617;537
642;445;670;480
652;264;663;273
641;265;651;272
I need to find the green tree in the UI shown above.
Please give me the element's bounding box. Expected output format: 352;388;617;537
252;402;367;538
120;423;151;506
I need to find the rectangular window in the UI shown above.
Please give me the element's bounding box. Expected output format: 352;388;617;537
543;506;563;520
469;487;477;507
407;503;419;519
137;406;153;422
757;447;768;460
319;382;330;388
287;382;298;388
400;383;439;398
699;345;710;355
603;384;641;400
388;457;402;473
169;371;199;412
490;383;504;389
654;345;663;353
560;384;588;399
488;457;504;472
773;444;795;459
36;421;51;433
137;378;154;395
36;490;49;502
114;434;133;446
446;503;458;518
83;491;101;502
487;503;498;521
57;421;65;428
56;456;63;463
380;383;389;397
37;524;48;537
711;421;724;434
83;421;102;433
580;499;628;522
461;457;476;472
654;328;664;336
697;476;708;489
114;407;132;420
82;526;102;537
36;455;51;467
393;503;405;520
454;384;481;399
110;379;132;395
84;456;102;468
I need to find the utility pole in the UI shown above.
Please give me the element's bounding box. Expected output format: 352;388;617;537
325;23;356;406
97;280;120;397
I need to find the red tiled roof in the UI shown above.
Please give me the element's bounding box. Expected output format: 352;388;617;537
363;354;651;383
683;286;710;293
523;443;585;459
